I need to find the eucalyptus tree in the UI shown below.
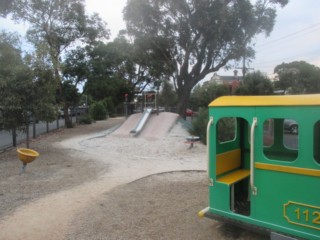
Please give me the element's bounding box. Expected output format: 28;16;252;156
26;44;58;122
0;0;14;16
235;71;274;95
190;82;229;110
0;31;34;145
85;39;134;98
158;80;178;110
274;61;320;94
85;36;171;98
68;36;165;110
5;0;109;127
0;32;61;146
111;36;158;95
124;0;288;117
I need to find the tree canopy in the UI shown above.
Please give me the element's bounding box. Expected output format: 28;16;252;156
274;61;320;94
124;0;288;116
66;36;171;111
0;31;31;130
0;0;14;16
0;31;56;133
5;0;109;127
235;71;274;95
190;82;229;110
83;39;136;102
158;80;178;110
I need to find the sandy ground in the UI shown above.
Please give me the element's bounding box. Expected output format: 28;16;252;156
0;114;267;240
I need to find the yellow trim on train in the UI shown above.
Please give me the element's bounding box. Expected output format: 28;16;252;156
216;149;241;175
255;163;320;177
209;94;320;107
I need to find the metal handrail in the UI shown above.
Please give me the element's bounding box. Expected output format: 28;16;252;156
250;117;258;195
206;117;214;178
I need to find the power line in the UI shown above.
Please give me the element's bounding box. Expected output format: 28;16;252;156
256;29;320;54
256;22;320;49
252;52;320;70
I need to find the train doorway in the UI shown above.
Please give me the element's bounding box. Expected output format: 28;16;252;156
215;117;252;216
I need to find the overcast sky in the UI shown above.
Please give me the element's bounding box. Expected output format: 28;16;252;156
252;0;320;77
1;0;320;78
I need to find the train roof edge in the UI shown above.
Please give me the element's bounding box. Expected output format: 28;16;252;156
209;94;320;107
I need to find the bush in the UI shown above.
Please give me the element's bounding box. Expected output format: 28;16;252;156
190;82;229;110
90;102;107;120
77;114;93;125
103;97;114;117
190;108;209;144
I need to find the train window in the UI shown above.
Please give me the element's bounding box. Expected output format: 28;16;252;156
283;119;299;150
313;121;320;164
217;117;236;143
263;118;298;161
263;119;274;147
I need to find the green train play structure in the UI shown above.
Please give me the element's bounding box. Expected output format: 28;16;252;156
199;94;320;240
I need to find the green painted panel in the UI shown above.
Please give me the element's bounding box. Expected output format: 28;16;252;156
252;169;320;238
207;103;320;240
209;183;230;211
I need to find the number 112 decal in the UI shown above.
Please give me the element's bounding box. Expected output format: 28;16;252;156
284;201;320;231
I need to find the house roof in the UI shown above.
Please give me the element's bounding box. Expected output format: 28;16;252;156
211;75;242;82
218;76;241;81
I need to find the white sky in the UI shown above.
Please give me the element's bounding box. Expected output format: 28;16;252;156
1;0;320;78
252;0;320;77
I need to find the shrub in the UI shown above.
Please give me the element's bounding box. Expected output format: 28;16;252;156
90;102;107;120
190;108;209;144
102;97;114;117
78;114;93;124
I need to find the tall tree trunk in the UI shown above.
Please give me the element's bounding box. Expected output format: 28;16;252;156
51;51;73;128
176;75;195;119
64;106;72;128
177;88;191;119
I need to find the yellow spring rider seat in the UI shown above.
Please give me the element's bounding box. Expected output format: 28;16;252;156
17;148;40;173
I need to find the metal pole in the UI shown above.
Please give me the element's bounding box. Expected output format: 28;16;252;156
33;120;36;139
125;93;128;119
26;123;30;148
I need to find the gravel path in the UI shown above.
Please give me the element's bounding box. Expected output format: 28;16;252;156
66;171;267;240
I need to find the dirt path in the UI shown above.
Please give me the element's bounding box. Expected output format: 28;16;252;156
0;116;267;240
0;119;124;239
0;116;207;239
